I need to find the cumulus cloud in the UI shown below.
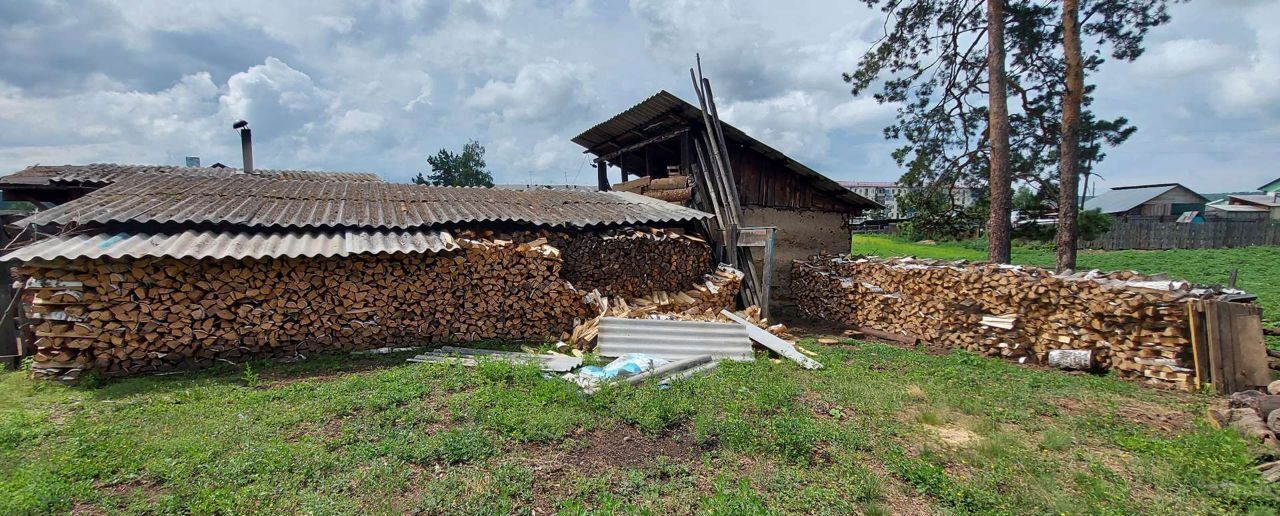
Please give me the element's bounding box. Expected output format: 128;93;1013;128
335;109;384;133
0;0;1275;190
1137;39;1236;77
465;59;596;124
1212;3;1280;116
220;57;335;139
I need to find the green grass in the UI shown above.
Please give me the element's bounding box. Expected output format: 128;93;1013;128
853;234;1280;330
3;343;1279;514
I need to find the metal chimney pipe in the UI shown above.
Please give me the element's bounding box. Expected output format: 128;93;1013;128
233;120;253;174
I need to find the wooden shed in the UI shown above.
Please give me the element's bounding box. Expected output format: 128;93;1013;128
1083;183;1208;218
573;91;882;314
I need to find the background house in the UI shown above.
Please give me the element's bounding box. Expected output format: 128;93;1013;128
573;90;881;314
1209;193;1280;220
1082;183;1207;218
839;181;979;220
1259;176;1280;195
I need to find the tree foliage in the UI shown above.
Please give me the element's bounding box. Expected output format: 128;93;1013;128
414;140;494;187
845;0;1172;237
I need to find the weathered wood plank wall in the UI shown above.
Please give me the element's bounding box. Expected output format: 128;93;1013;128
1081;220;1280;250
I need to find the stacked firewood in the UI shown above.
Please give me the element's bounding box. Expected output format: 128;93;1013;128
17;237;596;378
567;264;743;350
550;227;711;297
792;255;1227;391
612;174;693;205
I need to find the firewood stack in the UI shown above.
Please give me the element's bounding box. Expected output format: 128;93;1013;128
792;255;1234;391
550;228;711;297
18;232;702;378
611;173;694;205
567;264;743;350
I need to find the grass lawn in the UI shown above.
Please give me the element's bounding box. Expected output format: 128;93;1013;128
852;234;1280;331
3;344;1279;514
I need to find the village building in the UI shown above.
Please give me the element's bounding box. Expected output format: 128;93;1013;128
572;91;882;314
1082;183;1207;218
1208;193;1280;220
839;180;979;220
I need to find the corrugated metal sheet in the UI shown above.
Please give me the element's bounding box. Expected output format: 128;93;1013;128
0;229;458;262
571;91;881;211
17;175;712;230
0;163;382;185
596;317;754;361
1083;185;1178;214
1229;194;1280;207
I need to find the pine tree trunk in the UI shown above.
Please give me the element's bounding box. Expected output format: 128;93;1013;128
1055;0;1084;273
986;0;1012;264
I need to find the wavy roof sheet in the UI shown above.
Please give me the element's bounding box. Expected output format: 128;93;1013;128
0;163;382;186
1;229;458;262
17;174;712;230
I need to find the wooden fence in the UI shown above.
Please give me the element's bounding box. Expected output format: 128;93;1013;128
1081;219;1280;250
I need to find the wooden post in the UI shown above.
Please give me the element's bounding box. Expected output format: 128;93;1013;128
680;131;691;175
597;161;610;191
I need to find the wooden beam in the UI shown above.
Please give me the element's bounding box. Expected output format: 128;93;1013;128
591;127;690;164
596;161;610;192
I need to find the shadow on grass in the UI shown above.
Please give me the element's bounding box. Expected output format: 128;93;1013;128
73;339;543;401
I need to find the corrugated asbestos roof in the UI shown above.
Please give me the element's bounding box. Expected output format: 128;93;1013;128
0;163;382;186
571;91;881;211
17;174;712;229
1;229;458;262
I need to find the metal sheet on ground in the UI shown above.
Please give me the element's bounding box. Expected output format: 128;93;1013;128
408;346;582;372
719;310;823;369
597;317;753;361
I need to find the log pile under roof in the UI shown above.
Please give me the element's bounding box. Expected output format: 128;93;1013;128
13;228;720;378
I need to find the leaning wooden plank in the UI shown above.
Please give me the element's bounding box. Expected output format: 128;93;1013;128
719;310;823;370
1227;302;1270;391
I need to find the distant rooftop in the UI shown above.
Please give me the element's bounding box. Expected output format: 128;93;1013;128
0;163;383;186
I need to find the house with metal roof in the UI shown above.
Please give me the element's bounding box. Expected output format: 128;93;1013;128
573;90;882;313
1082;183;1207;218
1208;193;1280;220
1259;177;1280;194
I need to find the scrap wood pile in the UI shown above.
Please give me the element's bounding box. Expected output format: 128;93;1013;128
792;255;1243;391
1215;383;1280;482
17;237;595;378
612;173;693;204
566;264;745;350
549;227;711;297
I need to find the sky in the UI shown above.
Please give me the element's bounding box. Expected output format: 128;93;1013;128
0;0;1276;193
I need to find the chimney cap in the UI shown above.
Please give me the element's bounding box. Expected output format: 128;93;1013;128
232;120;249;130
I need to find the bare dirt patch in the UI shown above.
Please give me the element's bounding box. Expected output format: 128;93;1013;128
863;460;935;515
932;425;980;447
1116;400;1192;433
801;391;855;421
1052;396;1191;433
520;424;707;513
